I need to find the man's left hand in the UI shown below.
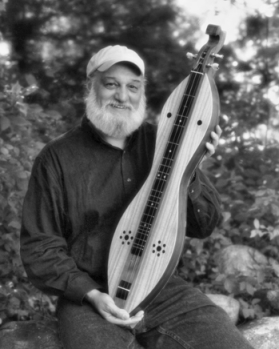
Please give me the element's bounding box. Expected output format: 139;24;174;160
204;125;222;159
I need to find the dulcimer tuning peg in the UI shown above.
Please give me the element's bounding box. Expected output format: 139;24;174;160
207;63;219;71
211;53;224;59
186;52;197;60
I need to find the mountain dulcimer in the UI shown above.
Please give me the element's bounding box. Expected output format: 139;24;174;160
108;25;226;315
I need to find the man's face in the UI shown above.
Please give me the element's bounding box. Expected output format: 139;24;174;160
94;63;144;117
85;63;146;139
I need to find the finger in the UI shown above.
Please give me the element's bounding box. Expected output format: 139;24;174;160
104;311;144;327
216;124;222;137
205;142;215;157
116;311;144;328
108;303;130;320
134;310;144;318
211;130;220;146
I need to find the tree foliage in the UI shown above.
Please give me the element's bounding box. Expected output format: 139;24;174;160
2;0;198;113
0;0;279;324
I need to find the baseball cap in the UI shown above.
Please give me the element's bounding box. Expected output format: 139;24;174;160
86;45;145;77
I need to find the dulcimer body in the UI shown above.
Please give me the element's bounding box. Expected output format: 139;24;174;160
108;25;225;315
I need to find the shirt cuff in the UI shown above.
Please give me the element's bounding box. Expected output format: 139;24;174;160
188;171;202;201
64;272;101;305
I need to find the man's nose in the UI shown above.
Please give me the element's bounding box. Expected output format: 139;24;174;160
115;87;128;103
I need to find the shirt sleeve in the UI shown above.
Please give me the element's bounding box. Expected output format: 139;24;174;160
20;152;99;305
186;168;222;239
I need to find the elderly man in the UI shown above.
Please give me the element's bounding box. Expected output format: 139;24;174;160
21;46;253;349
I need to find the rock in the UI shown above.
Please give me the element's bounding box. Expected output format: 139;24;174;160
206;293;240;324
1;316;279;349
0;320;62;349
239;317;279;349
215;245;279;279
254;289;279;311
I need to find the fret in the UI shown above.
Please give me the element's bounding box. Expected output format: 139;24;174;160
167;140;179;146
136;228;150;240
176;114;188;122
162;157;173;166
131;246;144;256
138;221;152;229
191;70;204;75
182;93;195;98
139;221;152;230
174;116;187;124
143;206;157;217
150;188;163;196
156;174;167;182
158;163;171;171
143;212;156;220
148;195;161;205
132;242;145;250
146;201;159;210
134;235;148;244
159;166;172;174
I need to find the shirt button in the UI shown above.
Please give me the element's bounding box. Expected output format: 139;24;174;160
191;190;194;193
127;178;132;182
197;209;200;213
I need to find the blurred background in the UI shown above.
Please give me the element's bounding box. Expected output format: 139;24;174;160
0;0;278;325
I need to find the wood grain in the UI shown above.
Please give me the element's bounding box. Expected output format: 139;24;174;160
108;72;219;314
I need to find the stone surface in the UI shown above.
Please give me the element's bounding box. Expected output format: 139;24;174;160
239;317;279;349
206;293;240;324
0;320;62;349
215;245;279;279
1;316;279;349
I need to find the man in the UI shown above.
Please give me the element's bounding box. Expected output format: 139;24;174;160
21;46;253;348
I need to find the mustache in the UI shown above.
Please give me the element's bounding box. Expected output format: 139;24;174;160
106;102;133;111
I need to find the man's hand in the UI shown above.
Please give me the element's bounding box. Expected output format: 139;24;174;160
204;125;222;159
85;289;144;328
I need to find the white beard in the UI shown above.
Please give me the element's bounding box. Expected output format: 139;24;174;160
85;84;146;139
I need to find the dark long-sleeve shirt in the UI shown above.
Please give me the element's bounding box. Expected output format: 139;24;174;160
20;117;222;304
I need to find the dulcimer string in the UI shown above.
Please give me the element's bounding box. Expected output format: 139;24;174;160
122;49;207;287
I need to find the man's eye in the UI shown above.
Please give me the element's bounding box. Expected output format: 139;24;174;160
105;83;116;89
129;85;138;91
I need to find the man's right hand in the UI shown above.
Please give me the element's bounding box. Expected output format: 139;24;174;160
85;289;144;328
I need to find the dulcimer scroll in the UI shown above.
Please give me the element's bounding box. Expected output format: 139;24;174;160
108;25;226;315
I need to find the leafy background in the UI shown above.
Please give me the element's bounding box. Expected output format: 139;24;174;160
0;0;278;325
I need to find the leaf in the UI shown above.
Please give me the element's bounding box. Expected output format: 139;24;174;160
17;102;28;117
8;220;21;230
45;109;62;120
25;74;37;86
0;116;11;131
246;283;256;295
16;170;29;179
0;3;6;12
215;178;229;188
271;204;279;216
11;82;22;96
0;147;9;155
224;277;235;293
271;229;279;240
250;229;262;238
253;219;260;229
9;116;30;126
242;308;254;319
222;212;231;222
255;189;267;197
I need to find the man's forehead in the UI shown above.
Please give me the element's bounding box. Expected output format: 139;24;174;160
100;64;144;83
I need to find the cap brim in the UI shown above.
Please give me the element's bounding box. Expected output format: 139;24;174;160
97;59;144;75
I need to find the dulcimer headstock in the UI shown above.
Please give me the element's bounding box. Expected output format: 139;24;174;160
187;25;226;76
